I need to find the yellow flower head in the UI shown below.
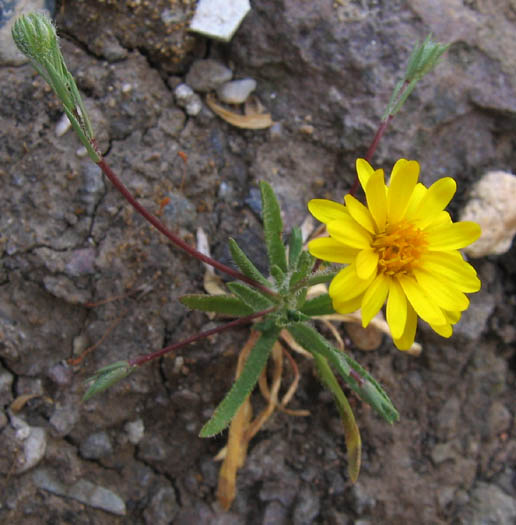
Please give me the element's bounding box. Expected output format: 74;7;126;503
308;159;481;350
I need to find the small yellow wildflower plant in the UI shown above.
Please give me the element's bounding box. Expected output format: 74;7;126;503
308;158;481;350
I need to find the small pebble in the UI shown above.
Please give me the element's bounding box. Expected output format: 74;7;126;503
55;114;72;137
185;59;232;92
125;419;145;445
76;146;88;158
143;485;178;524
174;83;203;116
216;78;257;104
33;468;126;515
121;83;132;93
80;431;114;460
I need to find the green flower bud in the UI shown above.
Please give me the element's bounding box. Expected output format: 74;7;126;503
12;12;58;64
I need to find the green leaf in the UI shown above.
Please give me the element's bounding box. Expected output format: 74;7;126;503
227;281;275;311
340;352;399;423
304;269;338;287
288;323;351;377
287;323;399;423
259;181;287;273
228;238;270;287
290;251;314;287
270;264;286;288
83;361;134;401
300;293;335;316
180;294;254;316
200;327;280;437
288;227;303;270
314;354;361;482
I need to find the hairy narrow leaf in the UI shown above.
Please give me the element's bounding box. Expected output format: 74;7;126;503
340;353;399;423
314;354;361;482
227;281;275;311
288;227;303;270
270;264;286;288
288;323;398;422
180;294;254;316
200;327;280;437
228;238;270;287
288;323;351;377
290;251;314;287
300;293;335;316
259;181;287;273
304;269;338;287
83;361;134;401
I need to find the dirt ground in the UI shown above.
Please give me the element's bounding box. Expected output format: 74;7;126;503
1;0;515;523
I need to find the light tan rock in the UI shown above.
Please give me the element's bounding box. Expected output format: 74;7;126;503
460;171;516;257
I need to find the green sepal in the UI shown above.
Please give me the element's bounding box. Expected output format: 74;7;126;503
199;327;280;437
313;353;361;483
288;227;303;270
83;361;134;402
259;181;288;273
179;294;254;317
300;293;335;316
227;281;275;311
228;238;270;287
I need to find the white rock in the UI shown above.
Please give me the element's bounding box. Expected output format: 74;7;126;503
55;114;72;137
460;170;516;257
174;83;202;116
189;0;251;42
217;78;257;104
125;418;145;445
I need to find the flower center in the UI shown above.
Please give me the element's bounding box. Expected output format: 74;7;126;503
372;221;427;276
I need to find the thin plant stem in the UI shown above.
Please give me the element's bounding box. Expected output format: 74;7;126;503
129;307;276;367
97;159;277;297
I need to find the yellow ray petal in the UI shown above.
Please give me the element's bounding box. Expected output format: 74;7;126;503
386;278;407;340
425;221;482;251
393;303;417;351
356;158;375;190
361;273;389;327
412;177;456;228
418;252;480;293
429;322;452;338
404;183;427;220
398;274;446;326
308;237;359;263
344;194;376;234
365;170;387;231
308;199;348;224
387;159;419;223
329;264;376;301
327;216;372;249
444;309;462;325
355;249;379;280
333;294;363;314
413;268;469;311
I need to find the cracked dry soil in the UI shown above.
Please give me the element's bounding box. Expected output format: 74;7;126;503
1;1;516;524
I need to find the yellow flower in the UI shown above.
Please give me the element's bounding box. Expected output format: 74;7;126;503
308;159;481;350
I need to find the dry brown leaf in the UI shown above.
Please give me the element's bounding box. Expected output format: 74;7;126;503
206;94;273;129
10;394;44;412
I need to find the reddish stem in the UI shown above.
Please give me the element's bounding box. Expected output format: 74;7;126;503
349;114;394;197
129;307;275;367
96;159;276;297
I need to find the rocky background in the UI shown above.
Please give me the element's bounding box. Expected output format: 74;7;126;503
1;0;515;523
